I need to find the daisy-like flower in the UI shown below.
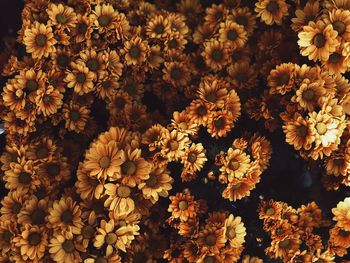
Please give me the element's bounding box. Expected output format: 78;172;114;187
14;224;48;261
198;224;226;254
48;196;83;234
197;76;228;108
332;197;350;231
186;99;215;126
230;7;257;36
138;165;173;204
162;61;191;88
159;129;190;162
146;14;171;39
90;4;118;33
224;214;246;248
23;22;56;59
325;152;349;177
181;143;207;173
17;196;48;226
227;61;257;90
220;147;251;181
204;4;229;25
218;20;247;49
324;9;350;43
255;0;289;25
0;188;28;221
267;234;301;260
291;1;320;32
64;62;95;95
75;164;104;201
171;111;198;136
104;183;135;215
84;140;123;181
36;85;63;116
168;190;198;222
207;110;235;139
49;231;81;263
46;3;77;29
202;39;230;71
78;49;106;79
122;36;149;66
298;20;340;61
0;220;17;255
293;79;326;112
72;14;93;43
258;199;282;220
268;63;296;95
62;102;90;133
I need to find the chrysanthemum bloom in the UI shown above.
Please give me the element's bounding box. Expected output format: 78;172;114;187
163;61;191;88
72;14;93;43
207;110;235;138
2;78;26;112
171;111;198;136
146;14;171;39
159;129;190;162
258;199;282;220
48;196;83;234
249;134;272;172
36;85;63;116
0;189;27;222
168;191;198;222
255;0;290;25
267;234;301;260
329;226;350;248
268;63;296;95
298;20;340;61
49;231;81;263
292;79;326;112
227;61;257;90
78;49;107;79
291;1;320;32
64;62;95;95
220;147;251;181
94;219;139;255
325;152;349;177
324;9;350;43
90;4;118;33
62;102;90;133
332;197;350;231
181;143;207;173
95;76;118;100
0;220;17;255
202;39;230;71
75;164;104;201
122;36;149;66
23;22;56;59
223;214;246;248
183;240;201;262
47;3;77;29
14;224;48;261
219;20;247;49
17;195;48;226
241;255;264;263
282;113;315;151
104;183;135;215
138;165;173;204
198;224;226;254
186;99;215;126
204;4;229;25
198;76;228;109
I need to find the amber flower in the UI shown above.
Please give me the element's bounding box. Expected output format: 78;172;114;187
47;3;77;29
291;1;320;32
268;63;296;95
181;143;207;173
122;36;149;66
23;22;56;59
324;9;350;43
64;62;95;95
90;4;118;33
159;129;190;162
104;183;135;215
146;14;171;39
332;197;350;231
255;0;290;25
17;195;48;226
198;224;226;254
168;190;198;222
36;85;63;116
163;61;191;88
62;102;90;133
49;231;81;263
220;147;251;181
219;20;247;49
298;20;340;61
197;76;228;108
207;110;235;138
292;79;326;112
224;214;246;248
202;39;230;71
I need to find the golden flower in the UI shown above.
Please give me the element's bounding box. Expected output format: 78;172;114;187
138;165;173;203
222;177;254;201
224;214;246;248
14;224;48;261
329;226;350;248
219;20;247;49
197;76;228;108
325;152;349;176
220;147;251;181
324;9;350;43
183;240;201;262
332;197;350;231
162;61;191;87
198;224;226;254
258;199;282;220
268;63;296;95
181;143;207;173
49;231;81;263
241;255;264;263
105;49;123;79
292;79;326;112
298;20;340;61
146;44;164;70
249;133;272;171
64;62;95;95
17;195;48;226
14;68;46;103
36;85;63;116
62;102;90;133
230;46;250;65
159;129;190;162
146;14;171;39
207;110;235;138
171;111;198;136
202;39;230;71
75;164;104;201
26;136;57;163
0;220;17;255
322;48;348;75
255;0;290;25
48;196;83;234
291;1;320;32
23;22;56;59
122;36;149;66
282;112;315;151
2;78;26;112
0;189;28;222
104;183;135;215
230;7;257;36
78;49;106;80
193;22;216;44
227;61;257;90
72;14;93;43
204;4;229;25
47;3;77;29
168;190;198;222
267;234;301;260
90;4;118;33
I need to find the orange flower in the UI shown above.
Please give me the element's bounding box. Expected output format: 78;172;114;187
332;197;350;231
168;190;198;222
255;0;290;25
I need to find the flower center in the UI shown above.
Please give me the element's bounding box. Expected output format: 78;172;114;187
212;49;223;61
76;73;86;83
313;33;326;48
26;80;38;92
316;122;327;135
333;21;346;35
267;1;279;13
205;234;217;246
146;175;158;187
154;24;164;34
69;110;80;121
229;159;240;171
19;172;32;185
197;105;207;116
227;29;238;40
276;228;285;236
28;232;41;246
2;231;12;244
279;239;291;249
302;89;314;101
61;210;73;224
115;97;126;109
47;163;60;176
117;185;131;198
278;73;289;85
105;232;117;245
169;140;179;151
12;202;21;214
206;93;217;103
62;239;75;253
226;227;236;239
121;160;136;175
214;11;223;21
334;158;344;166
329;53;341;64
35;34;47;47
231;182;242;190
296;125;308;137
77;23;87;34
31;209;46;225
87;58;99;71
130;45;141;58
235;15;248;27
204;256;215;263
187;152;197;163
168;39;178;48
170;68;182;80
102;80;111;89
266;207;275;216
56;13;67;24
99;156;111;169
43;95;52;104
36;145;49;159
179;122;188;130
98;15;111;27
95;257;108;263
178;200;188;210
214;117;225;129
89;178;100;187
340;229;350;237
